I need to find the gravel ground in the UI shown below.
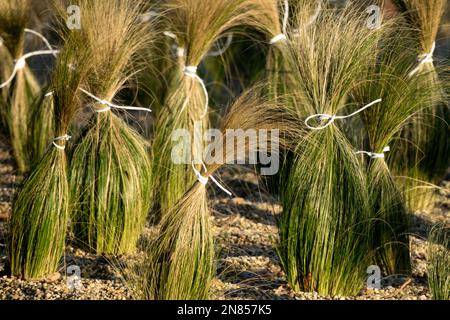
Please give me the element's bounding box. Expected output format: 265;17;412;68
0;139;448;300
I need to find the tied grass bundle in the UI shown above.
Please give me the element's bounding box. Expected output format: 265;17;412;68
278;6;385;296
249;0;292;100
280;130;372;295
391;0;450;211
365;160;411;275
151;0;258;216
7;31;92;279
125;92;299;300
0;0;41;173
68;0;152;255
350;22;439;274
427;225;450;300
7;148;67;278
135;182;214;300
71;114;151;255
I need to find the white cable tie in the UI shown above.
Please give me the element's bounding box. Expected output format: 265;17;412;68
191;161;232;196
79;88;152;113
0;49;59;89
305;99;382;130
184;66;208;119
270;0;289;45
270;33;287;45
176;47;185;57
356;146;390;159
52;134;71;150
163;31;178;40
207;34;233;57
140;11;159;22
282;0;289;34
408;42;435;77
24;28;56;56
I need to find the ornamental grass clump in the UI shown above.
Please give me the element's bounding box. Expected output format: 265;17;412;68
124;91;299;300
427;224;450;300
278;5;385;296
350;20;440;275
68;0;153;255
7;29;91;279
250;0;292;100
0;0;55;173
390;0;450;211
151;0;259;216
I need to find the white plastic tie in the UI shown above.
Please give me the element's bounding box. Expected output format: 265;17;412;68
24;28;56;56
140;10;159;22
176;47;185;57
53;134;71;150
0;49;59;89
207;34;233;57
305;99;382;130
191;161;232;196
408;42;435;77
184;66;208;119
164;31;187;58
270;0;289;45
270;34;287;45
80;88;152;113
356;146;390;159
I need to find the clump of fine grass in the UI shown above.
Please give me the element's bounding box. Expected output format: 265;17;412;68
277;5;387;296
123;91;299;300
427;224;450;300
7;27;92;279
67;0;153;255
315;1;448;280
71;113;152;255
350;15;442;275
390;0;450;211
248;0;292;100
0;0;42;173
151;0;259;217
7;148;68;278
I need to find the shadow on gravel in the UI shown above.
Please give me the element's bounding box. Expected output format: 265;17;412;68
212;200;277;226
217;243;278;260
